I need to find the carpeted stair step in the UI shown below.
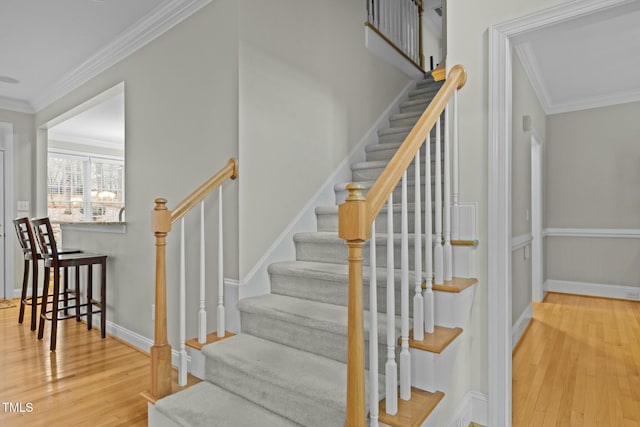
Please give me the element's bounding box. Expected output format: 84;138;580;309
268;260;420;315
315;204;429;233
408;84;443;99
352;159;439;181
389;110;423;128
334;179;432;204
400;97;432;113
416;77;442;90
238;293;401;372
377;126;413;144
203;334;383;427
365;139;444;162
294;231;425;269
154;381;301;427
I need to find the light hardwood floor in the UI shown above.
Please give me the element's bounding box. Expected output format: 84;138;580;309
0;300;196;426
513;292;640;427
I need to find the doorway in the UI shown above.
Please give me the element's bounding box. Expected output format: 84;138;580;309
0;122;14;300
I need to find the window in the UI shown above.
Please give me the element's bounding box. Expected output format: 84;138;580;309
47;152;124;222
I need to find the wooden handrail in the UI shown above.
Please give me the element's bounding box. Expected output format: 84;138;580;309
171;158;238;223
366;65;466;226
338;65;466;426
148;157;238;403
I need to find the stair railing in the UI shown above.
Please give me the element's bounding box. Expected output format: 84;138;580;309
338;65;466;426
366;0;424;69
148;158;238;402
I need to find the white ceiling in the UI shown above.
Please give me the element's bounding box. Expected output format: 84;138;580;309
513;0;640;115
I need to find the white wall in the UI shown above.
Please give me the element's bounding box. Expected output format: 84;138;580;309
445;0;568;415
545;101;640;288
34;0;239;341
237;0;409;279
511;52;546;325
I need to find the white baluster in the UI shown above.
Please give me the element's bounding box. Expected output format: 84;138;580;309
452;90;460;240
424;134;435;333
198;201;207;344
179;218;187;386
400;172;411;400
444;104;453;282
385;194;398;415
413;151;424;341
434;117;444;284
370;221;379;427
217;187;225;337
415;2;419;63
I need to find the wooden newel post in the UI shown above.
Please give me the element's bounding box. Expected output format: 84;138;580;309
151;198;173;401
338;183;370;427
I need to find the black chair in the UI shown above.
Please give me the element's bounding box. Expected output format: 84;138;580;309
31;217;108;351
13;217;82;331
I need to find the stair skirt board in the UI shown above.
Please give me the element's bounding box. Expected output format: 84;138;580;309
153;73;479;426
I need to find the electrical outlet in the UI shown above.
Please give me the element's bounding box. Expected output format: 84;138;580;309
152;304;155;321
627;290;640;301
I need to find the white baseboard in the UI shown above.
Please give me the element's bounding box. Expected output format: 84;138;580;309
512;302;532;349
447;390;488;427
545;279;640;301
239;79;417;300
92;315;188;369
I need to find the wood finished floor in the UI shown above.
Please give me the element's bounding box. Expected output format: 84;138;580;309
0;300;196;426
513;292;640;427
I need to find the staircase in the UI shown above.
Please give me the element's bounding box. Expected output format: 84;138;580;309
149;70;476;427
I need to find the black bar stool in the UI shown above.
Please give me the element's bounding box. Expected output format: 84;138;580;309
31;217;108;351
13;217;82;331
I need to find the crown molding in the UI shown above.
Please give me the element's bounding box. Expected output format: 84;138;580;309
547;88;640;114
0;95;34;114
513;43;553;114
30;0;212;112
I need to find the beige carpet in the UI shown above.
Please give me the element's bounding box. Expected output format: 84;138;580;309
0;299;17;309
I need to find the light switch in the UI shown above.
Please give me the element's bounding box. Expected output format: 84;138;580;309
17;200;29;211
524;244;530;260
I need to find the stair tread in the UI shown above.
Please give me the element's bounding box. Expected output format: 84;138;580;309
155;381;301;427
378;125;413;136
423;277;478;293
379;387;445;427
408;326;463;354
315;203;424;215
239;293;401;344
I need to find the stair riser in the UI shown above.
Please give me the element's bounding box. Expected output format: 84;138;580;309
269;271;418;316
335;182;429;204
241;312;393;374
378;130;410;144
416;80;442;90
317;209;428;233
295;238;426;269
205;353;345;426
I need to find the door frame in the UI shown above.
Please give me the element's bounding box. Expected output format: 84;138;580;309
487;0;630;425
530;130;544;302
0;122;15;300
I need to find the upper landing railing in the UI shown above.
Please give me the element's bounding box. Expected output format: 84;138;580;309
366;0;425;70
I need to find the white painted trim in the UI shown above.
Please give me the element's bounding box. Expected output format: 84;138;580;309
544;228;640;239
60;223;126;234
92;316;189;368
511;234;532;252
512;303;532;350
365;27;425;79
446;390;488;427
0;122;15;301
545;279;640;301
30;0;213;112
223;278;241;333
489;2;633;424
488;22;513;427
530;131;544;303
513;43;553;114
239;79;417;299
